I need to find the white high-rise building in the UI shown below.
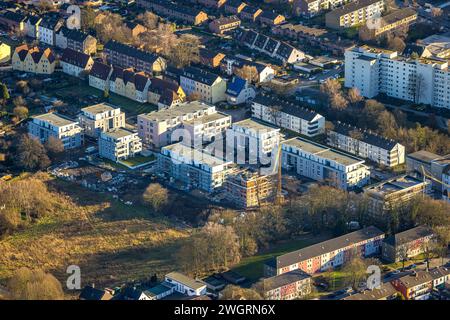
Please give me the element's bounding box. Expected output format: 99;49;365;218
345;46;450;110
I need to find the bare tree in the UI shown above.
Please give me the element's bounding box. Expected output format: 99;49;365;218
235;65;259;83
408;73;427;104
7;268;64;300
142;183;169;213
347;87;363;105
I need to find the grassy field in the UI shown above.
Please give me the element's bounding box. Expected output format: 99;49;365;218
0;175;191;290
231;233;330;283
48;79;157;117
119;155;156;168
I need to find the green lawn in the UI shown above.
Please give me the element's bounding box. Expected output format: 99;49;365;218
231;234;330;283
119;155;156;168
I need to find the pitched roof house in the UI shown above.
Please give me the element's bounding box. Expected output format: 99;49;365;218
61;48;94;78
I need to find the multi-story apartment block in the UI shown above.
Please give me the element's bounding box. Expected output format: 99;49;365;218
164;272;207;297
195;0;227;8
137;101;223;149
78;103;125;138
158;142;235;192
262;270;312;300
443;167;450;203
293;0;353;17
182;111;231;146
224;169;275;208
38;14;64;46
406;151;450;193
236;28;305;64
136;0;209;25
180;66;227;104
265;226;385;276
391;268;450;300
251;92;325;137
24;15;41;39
382;226;434;263
12;44;56;74
98;128;142;162
406;150;443;177
28;113;83;150
208;15;241;35
281;137;370;190
60;48;94;78
364;175;430;220
360;8;417;39
226;118;280;163
325;0;385;29
64;28;97;55
327;121;405;167
345;45;450;110
104;40;166;74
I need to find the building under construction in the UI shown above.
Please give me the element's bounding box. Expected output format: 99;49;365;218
224;169;275;209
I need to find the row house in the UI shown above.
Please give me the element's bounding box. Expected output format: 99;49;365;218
258;11;286;27
239;5;262;22
198;48;226;69
265;226;385;276
225;0;247;15
281;137;370;190
208;15;241;35
262;270;312;300
220;55;275;83
60;48;94;78
0;41;11;63
195;0;227;9
345;45;450;110
327;121;406;167
147;77;186;110
89;61;113;92
224;168;274;209
109;66;151;103
28;112;83;150
136;0;209;26
12;44;56;74
137;101;226;149
391;267;450;300
325;0;385;29
343;282;398;300
98;128;143;162
251;92;325;137
0;10;26;32
180;66;227;104
78;103;125;138
56;27;97;55
104;40;166;74
382;226;435;263
225;118;280;164
158;143;235;192
225;76;256;105
363;175;430;220
236;28;305;64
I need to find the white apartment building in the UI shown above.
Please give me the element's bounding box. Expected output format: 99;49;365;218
226;118;280;164
164;272;207;297
38;16;63;46
180;66;227;104
345;46;450;110
294;0;353;17
60;48;94;78
327;121;405;167
251;92;325;137
28;113;83;149
98;128;142;162
158;142;235;192
443;168;450;203
325;0;385;29
137;101;227;149
182;112;232;146
78;103;125;138
282;137;370;190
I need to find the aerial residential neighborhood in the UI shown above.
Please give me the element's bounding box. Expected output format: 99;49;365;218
0;0;449;307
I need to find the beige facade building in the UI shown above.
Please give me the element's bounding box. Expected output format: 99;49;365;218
78;103;125;138
325;0;385;29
